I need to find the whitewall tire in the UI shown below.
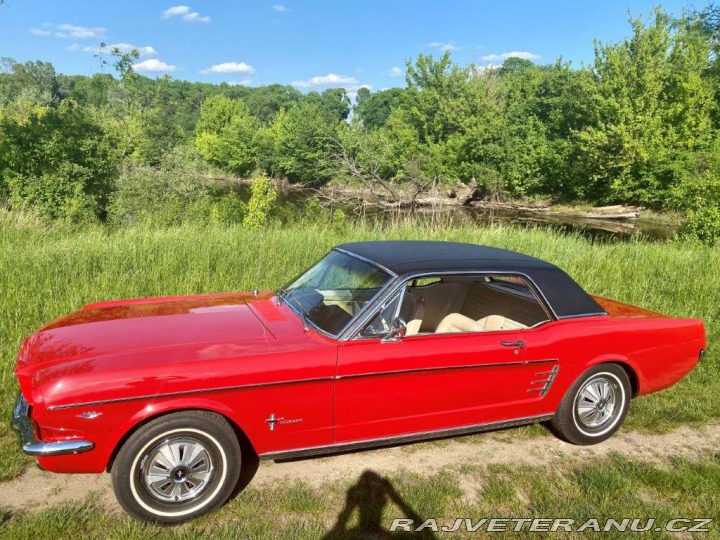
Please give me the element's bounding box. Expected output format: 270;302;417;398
111;410;241;523
548;363;631;445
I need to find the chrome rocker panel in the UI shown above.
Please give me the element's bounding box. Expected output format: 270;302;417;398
12;393;94;456
259;413;554;461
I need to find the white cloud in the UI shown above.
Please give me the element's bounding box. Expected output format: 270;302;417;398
30;27;52;36
291;73;358;88
133;59;177;73
472;63;501;76
428;41;459;52
162;5;210;22
162;5;190;18
78;43;158;57
202;61;254;74
387;66;403;77
481;51;541;62
67;43;81;52
228;79;254;86
183;12;211;22
55;23;106;39
272;4;289;12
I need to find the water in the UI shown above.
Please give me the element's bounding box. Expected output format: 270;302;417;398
225;183;677;241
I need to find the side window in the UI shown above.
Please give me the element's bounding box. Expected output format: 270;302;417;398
359;291;401;338
434;275;550;334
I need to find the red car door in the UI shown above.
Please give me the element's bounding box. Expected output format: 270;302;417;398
334;330;526;443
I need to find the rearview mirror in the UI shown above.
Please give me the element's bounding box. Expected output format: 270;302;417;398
382;317;407;343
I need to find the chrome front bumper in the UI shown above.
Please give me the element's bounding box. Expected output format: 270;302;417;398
12;392;94;456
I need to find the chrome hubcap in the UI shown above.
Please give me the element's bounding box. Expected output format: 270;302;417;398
142;436;214;503
575;376;618;429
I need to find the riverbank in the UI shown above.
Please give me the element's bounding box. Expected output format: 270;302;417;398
293;180;682;239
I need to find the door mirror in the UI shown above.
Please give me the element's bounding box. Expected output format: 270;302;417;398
382;317;407;342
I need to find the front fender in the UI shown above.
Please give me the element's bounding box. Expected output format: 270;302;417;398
36;397;249;474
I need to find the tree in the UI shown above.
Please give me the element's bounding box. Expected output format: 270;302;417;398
0;58;64;106
354;87;405;129
575;8;715;205
195;96;263;176
304;88;351;123
0;99;119;220
274;102;335;184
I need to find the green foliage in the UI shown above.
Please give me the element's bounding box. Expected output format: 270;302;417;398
0;99;119;221
195;95;263;176
354;87;406;129
575;9;715;205
678;204;720;245
243;173;277;229
274;102;335;184
107;147;216;225
303;88;351;123
133;107;183;166
1;5;720;220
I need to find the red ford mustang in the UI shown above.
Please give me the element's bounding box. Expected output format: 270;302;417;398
12;241;706;523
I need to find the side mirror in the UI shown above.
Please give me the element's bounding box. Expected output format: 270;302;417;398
382;317;407;343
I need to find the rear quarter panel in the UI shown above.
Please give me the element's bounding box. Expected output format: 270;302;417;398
518;314;706;416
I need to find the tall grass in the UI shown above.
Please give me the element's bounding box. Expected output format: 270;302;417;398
0;213;717;479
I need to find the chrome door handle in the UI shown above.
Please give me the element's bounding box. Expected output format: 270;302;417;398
500;340;525;349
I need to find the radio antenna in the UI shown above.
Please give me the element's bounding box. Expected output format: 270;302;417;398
253;173;272;297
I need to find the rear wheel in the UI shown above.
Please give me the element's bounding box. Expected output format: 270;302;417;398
549;363;631;445
111;411;241;523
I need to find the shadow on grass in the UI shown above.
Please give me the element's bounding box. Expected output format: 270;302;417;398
324;470;436;540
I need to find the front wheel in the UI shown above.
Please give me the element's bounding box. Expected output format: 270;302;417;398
548;363;631;445
111;410;241;523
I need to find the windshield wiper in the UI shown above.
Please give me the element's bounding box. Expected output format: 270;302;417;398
277;289;309;332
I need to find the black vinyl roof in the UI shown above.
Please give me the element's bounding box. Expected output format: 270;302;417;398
336;241;606;319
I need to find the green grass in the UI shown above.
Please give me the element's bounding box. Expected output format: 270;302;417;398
0;212;718;481
2;452;720;539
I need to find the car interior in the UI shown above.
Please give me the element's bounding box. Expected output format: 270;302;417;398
361;274;552;338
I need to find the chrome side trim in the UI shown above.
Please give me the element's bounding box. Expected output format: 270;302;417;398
527;364;560;396
259;413;555;461
12;393;94;456
47;376;336;411
336;358;557;381
48;358;559;410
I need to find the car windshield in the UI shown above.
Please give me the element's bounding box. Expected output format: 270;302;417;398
279;250;392;336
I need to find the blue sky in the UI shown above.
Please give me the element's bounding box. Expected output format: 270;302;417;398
0;0;694;96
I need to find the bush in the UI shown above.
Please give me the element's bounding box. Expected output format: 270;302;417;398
243;174;277;229
107;147;214;225
677;204;720;246
0;100;119;221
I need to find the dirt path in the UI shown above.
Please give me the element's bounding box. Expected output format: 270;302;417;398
2;424;718;514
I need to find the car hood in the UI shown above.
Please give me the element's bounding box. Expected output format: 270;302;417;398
14;291;320;407
18;292;275;369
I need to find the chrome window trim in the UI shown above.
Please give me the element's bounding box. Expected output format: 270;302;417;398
280;248;397;340
556;312;608;320
343;270;558;341
332;247;399;279
354;288;404;340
